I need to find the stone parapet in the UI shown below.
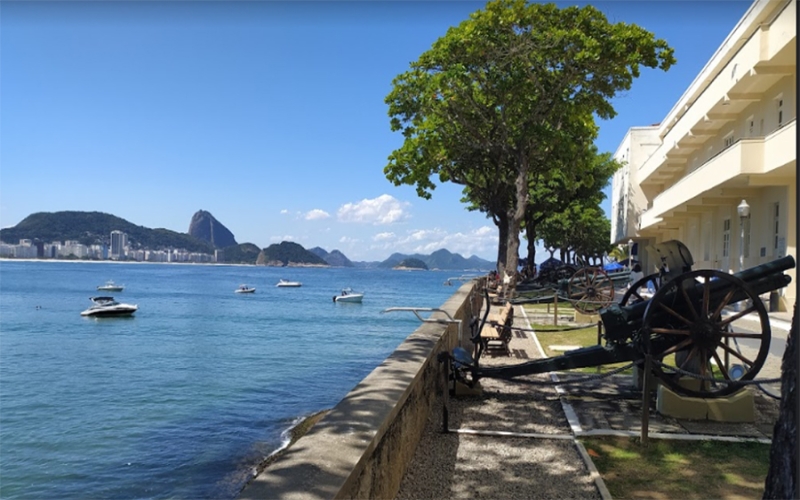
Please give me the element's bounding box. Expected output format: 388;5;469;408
238;280;482;500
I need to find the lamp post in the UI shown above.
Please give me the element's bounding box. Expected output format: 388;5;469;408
627;239;634;269
737;199;750;311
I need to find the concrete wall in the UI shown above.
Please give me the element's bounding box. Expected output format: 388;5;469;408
238;280;482;500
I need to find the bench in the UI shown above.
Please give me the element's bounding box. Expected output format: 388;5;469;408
479;303;514;355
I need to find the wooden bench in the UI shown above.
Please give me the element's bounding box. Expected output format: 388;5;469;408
479;303;514;355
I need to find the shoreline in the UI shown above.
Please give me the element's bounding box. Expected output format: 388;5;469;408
0;258;336;268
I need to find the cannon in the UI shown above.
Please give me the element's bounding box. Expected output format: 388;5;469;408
449;240;795;399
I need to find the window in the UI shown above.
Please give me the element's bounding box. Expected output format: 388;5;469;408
723;133;735;148
746;115;754;137
776;94;784;128
722;218;731;258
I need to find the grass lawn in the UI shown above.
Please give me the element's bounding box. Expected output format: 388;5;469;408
525;321;634;374
581;436;770;499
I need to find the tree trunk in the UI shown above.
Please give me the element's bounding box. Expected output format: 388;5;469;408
496;212;509;276
505;161;529;298
524;216;537;277
763;304;797;499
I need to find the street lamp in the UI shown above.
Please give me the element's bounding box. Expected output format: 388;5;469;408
737;199;750;310
627;239;634;269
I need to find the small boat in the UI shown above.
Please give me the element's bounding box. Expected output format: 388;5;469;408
235;285;256;294
97;280;124;292
81;296;138;317
276;279;302;288
333;288;364;303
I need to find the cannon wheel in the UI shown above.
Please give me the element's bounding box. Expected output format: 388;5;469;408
567;267;615;314
620;273;662;306
641;269;771;398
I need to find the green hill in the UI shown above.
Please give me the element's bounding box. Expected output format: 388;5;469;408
256;241;328;267
395;258;428;270
0;211;214;253
379;249;493;270
218;243;261;264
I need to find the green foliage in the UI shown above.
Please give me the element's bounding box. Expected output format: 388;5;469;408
385;0;674;275
0;211;214;253
257;241;328;266
396;258;429;270
218;243;261;264
539;204;613;260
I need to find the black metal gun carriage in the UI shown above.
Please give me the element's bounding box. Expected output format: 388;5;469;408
448;240;795;399
515;260;627;316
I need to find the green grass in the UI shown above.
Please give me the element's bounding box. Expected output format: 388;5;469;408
581;436;770;499
528;322;633;374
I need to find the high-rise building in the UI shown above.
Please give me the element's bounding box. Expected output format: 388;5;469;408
110;230;128;260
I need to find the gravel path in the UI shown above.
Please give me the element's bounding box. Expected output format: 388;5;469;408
396;306;602;499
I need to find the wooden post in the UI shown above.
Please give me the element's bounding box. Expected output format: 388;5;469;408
441;353;450;434
596;321;603;373
641;354;652;446
553;292;559;326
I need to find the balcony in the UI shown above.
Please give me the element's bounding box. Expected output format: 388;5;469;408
639;119;795;230
638;0;795;187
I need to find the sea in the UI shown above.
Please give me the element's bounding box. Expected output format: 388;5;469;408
0;260;472;499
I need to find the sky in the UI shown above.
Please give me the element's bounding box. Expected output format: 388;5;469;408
0;1;754;262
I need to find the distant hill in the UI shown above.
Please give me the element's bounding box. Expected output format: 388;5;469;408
309;247;355;267
218;243;261;264
0;211;214;253
395;258;428;270
256;241;329;267
188;210;237;248
378;249;493;270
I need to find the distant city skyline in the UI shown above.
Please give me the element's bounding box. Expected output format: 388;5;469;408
0;1;752;261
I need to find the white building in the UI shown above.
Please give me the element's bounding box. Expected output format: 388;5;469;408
610;0;796;311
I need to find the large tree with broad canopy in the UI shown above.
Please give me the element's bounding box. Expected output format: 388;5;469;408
384;0;674;290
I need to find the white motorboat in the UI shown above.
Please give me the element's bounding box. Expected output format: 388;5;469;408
81;296;138;317
235;285;256;294
97;280;124;292
333;288;364;303
276;279;302;287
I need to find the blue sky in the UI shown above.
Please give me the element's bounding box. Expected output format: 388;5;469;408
1;1;752;262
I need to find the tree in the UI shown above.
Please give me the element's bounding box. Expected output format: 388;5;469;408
538;204;612;265
385;0;674;293
522;149;619;275
763;305;797;499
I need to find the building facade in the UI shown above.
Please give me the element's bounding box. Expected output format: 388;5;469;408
610;0;796;311
110;230;128;260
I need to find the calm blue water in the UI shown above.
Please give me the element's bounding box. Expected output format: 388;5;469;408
0;261;464;499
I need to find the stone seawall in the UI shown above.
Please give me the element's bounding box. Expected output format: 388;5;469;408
238;280;481;499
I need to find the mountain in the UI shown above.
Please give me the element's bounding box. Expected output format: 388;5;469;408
256;241;329;267
309;247;355;267
188;210;237;248
0;211;214;253
378;249;493;270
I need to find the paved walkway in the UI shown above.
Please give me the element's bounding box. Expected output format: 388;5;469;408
395;304;788;499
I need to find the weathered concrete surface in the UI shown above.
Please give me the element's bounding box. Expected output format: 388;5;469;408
238;281;481;500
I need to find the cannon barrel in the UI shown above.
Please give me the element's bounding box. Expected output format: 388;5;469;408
600;256;794;335
473;256;794;381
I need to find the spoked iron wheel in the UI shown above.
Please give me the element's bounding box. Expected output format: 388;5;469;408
641;269;771;398
620;273;662;306
567;267;615;315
